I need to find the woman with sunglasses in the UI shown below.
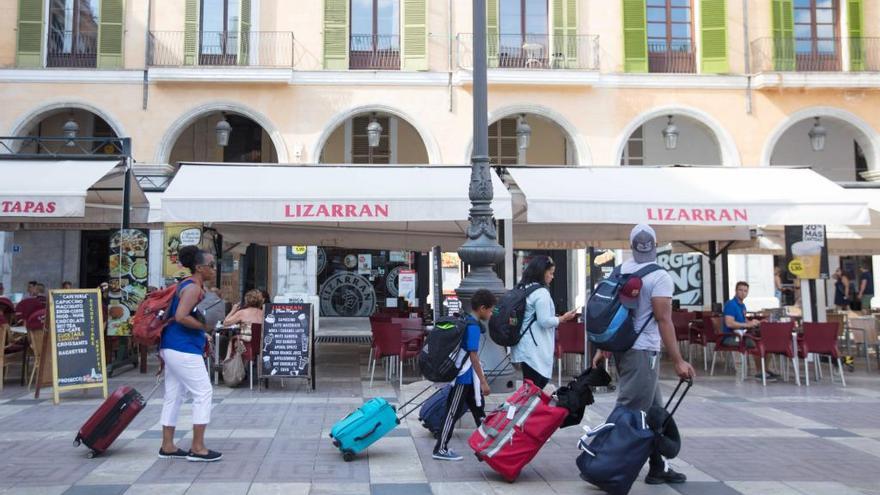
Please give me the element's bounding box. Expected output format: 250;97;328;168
158;245;222;462
511;255;577;388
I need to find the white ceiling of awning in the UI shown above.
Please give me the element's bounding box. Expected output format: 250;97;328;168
507;166;869;227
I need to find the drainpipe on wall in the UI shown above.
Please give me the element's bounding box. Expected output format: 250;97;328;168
448;0;454;112
143;0;153;110
742;0;752;115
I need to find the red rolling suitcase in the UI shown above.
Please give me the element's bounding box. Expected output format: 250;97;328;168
74;383;156;458
468;380;568;482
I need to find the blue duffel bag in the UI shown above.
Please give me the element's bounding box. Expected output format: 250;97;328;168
576;379;691;495
418;385;469;438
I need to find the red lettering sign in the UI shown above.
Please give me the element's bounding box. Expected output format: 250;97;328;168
0;200;60;215
284;203;390;219
644;207;749;223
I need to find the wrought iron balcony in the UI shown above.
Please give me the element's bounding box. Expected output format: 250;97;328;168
648;41;696;74
750;37;880;72
148;31;294;67
457;33;599;70
349;34;400;70
47;29;98;68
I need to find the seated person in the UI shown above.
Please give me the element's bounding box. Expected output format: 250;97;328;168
222;290;265;353
722;281;779;382
16;284;46;322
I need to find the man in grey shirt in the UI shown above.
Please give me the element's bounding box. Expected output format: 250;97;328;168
593;224;695;486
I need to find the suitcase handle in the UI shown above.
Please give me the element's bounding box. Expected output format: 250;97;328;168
662;378;692;423
354;422;382;442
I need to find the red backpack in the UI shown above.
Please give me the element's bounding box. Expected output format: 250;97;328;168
131;278;198;346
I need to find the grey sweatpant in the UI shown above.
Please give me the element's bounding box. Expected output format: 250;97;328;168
613;348;666;472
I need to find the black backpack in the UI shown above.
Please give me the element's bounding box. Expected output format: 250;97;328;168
418;316;468;382
586;264;661;352
488;283;543;347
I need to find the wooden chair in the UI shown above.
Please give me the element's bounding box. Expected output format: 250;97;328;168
1;320;27;391
25;309;49;391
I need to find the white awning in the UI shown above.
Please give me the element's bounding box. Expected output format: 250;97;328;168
508;167;869;227
0;159;149;228
161;164;512;250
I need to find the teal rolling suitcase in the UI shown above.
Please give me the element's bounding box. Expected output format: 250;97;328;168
330;386;433;461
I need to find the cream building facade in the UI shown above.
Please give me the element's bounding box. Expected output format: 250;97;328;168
1;0;878;311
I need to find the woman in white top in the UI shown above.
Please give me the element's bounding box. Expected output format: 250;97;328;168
511;256;577;388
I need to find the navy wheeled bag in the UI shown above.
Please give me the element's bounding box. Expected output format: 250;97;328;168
418;384;469;438
576;379;691;495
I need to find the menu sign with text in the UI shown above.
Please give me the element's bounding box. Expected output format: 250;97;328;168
261;303;315;388
49;289;108;404
785;225;829;280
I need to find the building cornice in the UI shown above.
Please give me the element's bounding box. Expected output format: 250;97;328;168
0;69;143;84
752;72;880;89
149;67;291;83
290;70;449;86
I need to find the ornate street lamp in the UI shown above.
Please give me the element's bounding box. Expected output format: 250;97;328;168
215;115;232;147
516;114;531;151
809;116;826;152
662;115;679;150
367;114;383;148
457;0;507;387
62;117;79;147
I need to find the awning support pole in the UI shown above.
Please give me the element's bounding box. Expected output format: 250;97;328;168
709;241;718;309
721;248;730;303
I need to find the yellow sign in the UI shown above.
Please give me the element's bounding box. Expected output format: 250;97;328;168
164;223;203;278
787;259;805;278
292;246;307;256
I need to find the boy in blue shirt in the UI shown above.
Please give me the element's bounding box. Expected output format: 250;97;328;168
722;281;778;381
433;289;496;461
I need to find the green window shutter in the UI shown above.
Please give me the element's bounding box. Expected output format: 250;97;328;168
403;0;427;71
239;0;251;65
552;0;578;68
184;0;198;65
97;0;124;69
323;0;348;69
848;0;865;71
16;0;43;68
700;0;727;73
487;0;499;67
771;0;794;71
622;0;647;72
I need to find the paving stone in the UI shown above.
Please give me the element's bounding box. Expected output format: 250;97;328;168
184;482;251;495
123;484;191;495
370;483;432;495
670;482;742;495
246;483;311;495
62;485;130;495
801;428;860;438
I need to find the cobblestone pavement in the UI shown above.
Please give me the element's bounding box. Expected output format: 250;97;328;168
1;342;879;495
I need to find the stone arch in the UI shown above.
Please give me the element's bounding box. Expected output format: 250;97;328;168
156;101;288;164
312;104;441;164
613;104;741;167
462;103;592;166
7;100;128;139
761;106;880;172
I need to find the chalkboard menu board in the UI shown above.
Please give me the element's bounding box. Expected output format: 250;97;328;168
49;289;108;404
261;302;315;389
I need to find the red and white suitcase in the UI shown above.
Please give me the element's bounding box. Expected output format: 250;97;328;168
468;380;568;482
74;384;153;458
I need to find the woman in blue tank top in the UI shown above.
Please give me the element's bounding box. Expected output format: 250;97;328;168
158;245;222;462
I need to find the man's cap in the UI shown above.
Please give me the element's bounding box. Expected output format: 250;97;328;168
619;276;643;309
630;224;657;263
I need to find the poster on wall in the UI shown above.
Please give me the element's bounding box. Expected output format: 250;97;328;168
107;229;149;336
357;254;372;275
656;248;703;306
163;223;202;279
398;269;417;305
785;225;829;280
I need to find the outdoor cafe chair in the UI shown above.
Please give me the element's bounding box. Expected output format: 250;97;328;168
671;311;693;356
802;322;846;387
369;322;421;389
239;322;262;390
25;309;48;391
687;317;711;371
1;315;27;391
751;322;806;387
554;320;585;386
709;316;752;380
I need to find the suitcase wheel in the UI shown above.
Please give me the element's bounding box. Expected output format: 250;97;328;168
342;450;356;462
86;450;97;459
332;439;340;448
73;439;81;448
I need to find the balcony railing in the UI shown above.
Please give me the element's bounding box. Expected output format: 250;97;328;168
47;29;98;68
457;33;599;70
148;31;294;67
349;34;400;70
648;42;696;73
751;37;880;72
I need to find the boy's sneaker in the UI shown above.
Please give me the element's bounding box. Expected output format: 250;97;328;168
754;373;778;382
432;449;463;461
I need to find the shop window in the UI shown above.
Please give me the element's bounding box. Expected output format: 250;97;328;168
350;0;400;70
499;0;549;68
47;0;100;68
350;116;391;164
794;0;840;71
200;0;240;65
620;126;645;166
646;0;695;73
489;118;519;165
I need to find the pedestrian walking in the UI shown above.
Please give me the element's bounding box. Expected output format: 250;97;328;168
593;224;695;486
511;255;577;389
857;263;873;314
158;245;222;462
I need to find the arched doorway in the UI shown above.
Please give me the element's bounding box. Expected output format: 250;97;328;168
318;111;429;164
619;113;722;166
169;112;279;166
769;115;874;182
487;112;577;166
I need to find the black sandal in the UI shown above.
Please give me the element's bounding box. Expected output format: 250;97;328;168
158;448;188;459
186;449;223;462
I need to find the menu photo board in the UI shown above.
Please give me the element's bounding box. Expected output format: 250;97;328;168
107;229;149;336
49;289;108;404
260;302;315;389
785;225;830;280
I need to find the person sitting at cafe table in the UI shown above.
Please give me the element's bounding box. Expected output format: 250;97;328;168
222;289;265;355
722;281;780;382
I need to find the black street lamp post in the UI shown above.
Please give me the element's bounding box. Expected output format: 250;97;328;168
456;0;511;389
